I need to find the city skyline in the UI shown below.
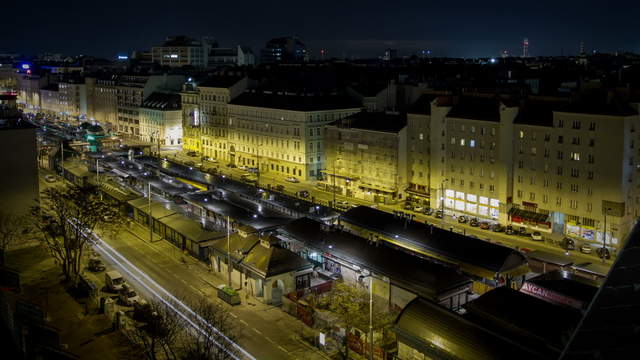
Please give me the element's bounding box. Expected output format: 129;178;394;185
3;0;639;59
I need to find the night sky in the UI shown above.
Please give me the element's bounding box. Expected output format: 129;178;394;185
3;0;638;59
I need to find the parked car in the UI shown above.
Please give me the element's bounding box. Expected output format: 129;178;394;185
44;174;57;183
491;224;504;232
185;160;195;167
517;228;530;237
336;200;349;210
469;218;479;227
88;257;105;272
562;237;576;250
596;247;611;259
479;222;491;230
119;284;140;306
285;176;300;183
424;207;433;216
435;210;444;219
580;244;593;254
505;225;515;235
240;173;257;183
247;167;259;174
458;216;468;224
105;270;125;292
226;163;237;168
413;205;425;212
187;151;198;157
207;158;219;163
404;203;413;210
274;184;285;192
239;165;249;171
298;190;310;198
531;231;543;241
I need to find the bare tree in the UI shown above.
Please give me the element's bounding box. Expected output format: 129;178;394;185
30;184;121;287
0;211;30;265
180;297;239;360
129;300;184;360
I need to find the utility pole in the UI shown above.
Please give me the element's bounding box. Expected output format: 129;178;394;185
332;160;336;207
369;276;374;360
148;182;153;242
603;207;611;264
440;181;445;228
227;216;231;287
60;141;65;181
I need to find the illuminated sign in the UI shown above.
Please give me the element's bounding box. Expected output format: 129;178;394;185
117;55;128;60
170;54;178;59
521;282;583;309
21;63;30;69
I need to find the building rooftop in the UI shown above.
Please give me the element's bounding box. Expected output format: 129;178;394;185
394;297;544;360
514;98;569;127
198;76;244;89
340;206;527;277
559;90;638;117
560;221;640;359
141;92;181;110
526;270;599;307
407;94;437;115
464;287;582;356
329;111;407;133
447;96;514;122
278;217;471;300
230;90;361;112
242;239;312;279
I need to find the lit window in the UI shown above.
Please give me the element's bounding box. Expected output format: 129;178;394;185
460;138;465;146
469;139;475;147
519;130;524;139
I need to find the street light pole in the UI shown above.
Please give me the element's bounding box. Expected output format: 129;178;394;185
60;141;65;181
603;207;611;264
369;275;374;360
332;159;336;207
148;182;153;242
227;215;231;287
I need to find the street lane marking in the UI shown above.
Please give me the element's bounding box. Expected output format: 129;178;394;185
277;345;288;353
240;319;248;326
265;336;275;343
230;312;238;318
252;328;261;334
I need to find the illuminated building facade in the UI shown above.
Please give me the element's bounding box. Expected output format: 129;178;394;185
324;111;407;203
86;75;118;131
512;96;640;249
227;90;361;181
139;92;182;147
39;84;61;115
180;80;201;153
58;77;87;120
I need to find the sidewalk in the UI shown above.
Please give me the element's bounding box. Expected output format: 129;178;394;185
111;221;333;360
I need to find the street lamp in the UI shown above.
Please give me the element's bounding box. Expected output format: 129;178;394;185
440;179;449;228
603;207;612;264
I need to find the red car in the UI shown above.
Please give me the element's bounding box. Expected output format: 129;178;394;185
479;222;491;230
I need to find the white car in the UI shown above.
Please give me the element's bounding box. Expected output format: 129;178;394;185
285;177;300;183
44;174;57;183
413;206;425;212
119;284;140;306
531;231;543;241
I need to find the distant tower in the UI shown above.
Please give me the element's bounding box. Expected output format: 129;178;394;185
580;40;586;55
522;38;529;58
501;49;509;58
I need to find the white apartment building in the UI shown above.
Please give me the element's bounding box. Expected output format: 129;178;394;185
58;77;87;119
139;92;182;147
227;90;361;181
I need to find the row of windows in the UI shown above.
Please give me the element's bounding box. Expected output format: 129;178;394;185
516;192;593;211
555;120;597;130
451;124;497;136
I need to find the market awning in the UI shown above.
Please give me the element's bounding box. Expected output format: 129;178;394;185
508;208;549;223
112;168;130;178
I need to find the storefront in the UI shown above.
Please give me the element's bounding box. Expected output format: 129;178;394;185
444;189;500;220
508;207;551;231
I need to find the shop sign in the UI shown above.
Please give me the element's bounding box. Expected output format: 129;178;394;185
521;282;583;309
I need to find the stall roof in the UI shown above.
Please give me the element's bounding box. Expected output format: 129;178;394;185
526;270;598;305
159;213;225;243
526;250;574;267
570;262;609;277
464;287;582;355
340;206;526;276
208;233;260;262
127;197;178;219
100;180;140;203
394;297;543;360
242;240;312;279
279;217;471;300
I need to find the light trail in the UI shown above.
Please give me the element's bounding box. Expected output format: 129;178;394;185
68;219;256;360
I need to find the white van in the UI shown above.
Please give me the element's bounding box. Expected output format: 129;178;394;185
105;270;125;292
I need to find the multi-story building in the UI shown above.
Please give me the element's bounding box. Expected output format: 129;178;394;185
58;76;87;120
0;94;39;216
139;92;182;147
227;90;361;181
86;74;118;131
431;95;519;225
323;111;407;204
179;76;248;157
260;36;307;64
15;71;48;112
39;84;61;115
115;74;185;137
208;46;255;67
511;95;640;250
405;94;437;206
151;35;216;68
